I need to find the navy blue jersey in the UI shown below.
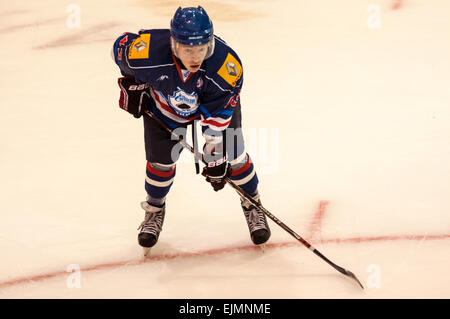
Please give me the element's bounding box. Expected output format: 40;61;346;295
112;29;243;138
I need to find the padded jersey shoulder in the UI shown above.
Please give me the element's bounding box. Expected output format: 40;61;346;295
203;35;243;91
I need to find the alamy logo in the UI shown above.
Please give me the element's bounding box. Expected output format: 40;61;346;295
168;89;199;117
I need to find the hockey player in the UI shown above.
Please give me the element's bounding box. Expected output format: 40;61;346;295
111;6;270;252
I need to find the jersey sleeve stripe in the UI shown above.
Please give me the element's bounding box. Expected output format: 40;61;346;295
200;118;231;128
112;37;120;66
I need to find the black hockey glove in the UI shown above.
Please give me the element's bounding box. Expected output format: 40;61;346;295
202;156;232;192
118;77;154;118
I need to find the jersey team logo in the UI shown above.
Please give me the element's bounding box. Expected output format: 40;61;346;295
217;53;242;87
128;34;151;59
168;89;199;117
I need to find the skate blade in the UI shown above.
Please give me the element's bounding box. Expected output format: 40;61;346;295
257;244;266;253
143;247;152;257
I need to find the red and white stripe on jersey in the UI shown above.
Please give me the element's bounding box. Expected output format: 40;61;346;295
148;86;231;133
199;114;232;132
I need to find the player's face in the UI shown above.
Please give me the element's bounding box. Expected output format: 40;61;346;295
177;43;209;73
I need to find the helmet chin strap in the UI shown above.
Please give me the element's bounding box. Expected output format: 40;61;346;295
170;37;179;58
206;37;215;59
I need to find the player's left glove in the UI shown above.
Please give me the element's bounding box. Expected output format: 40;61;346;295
202;155;232;192
117;77;154;118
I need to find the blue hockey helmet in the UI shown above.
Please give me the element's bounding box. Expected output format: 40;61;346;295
170;6;215;59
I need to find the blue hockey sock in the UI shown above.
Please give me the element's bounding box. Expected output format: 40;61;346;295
229;153;259;197
145;162;176;207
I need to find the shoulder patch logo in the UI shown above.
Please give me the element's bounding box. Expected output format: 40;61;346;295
217;53;242;87
128;33;151;60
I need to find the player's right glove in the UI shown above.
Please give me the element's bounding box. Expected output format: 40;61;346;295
202;155;232;192
117;77;154;118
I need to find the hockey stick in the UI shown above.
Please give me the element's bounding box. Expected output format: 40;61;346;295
143;110;364;289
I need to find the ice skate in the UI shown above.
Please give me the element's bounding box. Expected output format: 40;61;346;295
142;247;152;257
241;194;271;246
137;202;165;255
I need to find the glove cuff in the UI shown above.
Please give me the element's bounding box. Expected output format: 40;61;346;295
204;156;229;179
206;155;227;168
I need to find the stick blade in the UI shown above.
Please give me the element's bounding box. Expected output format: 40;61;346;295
344;269;364;289
312;248;364;289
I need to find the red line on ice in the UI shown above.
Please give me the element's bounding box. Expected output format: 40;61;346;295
307;200;329;241
0;233;449;290
392;0;402;10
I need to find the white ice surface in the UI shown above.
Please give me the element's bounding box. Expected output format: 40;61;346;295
0;0;449;298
